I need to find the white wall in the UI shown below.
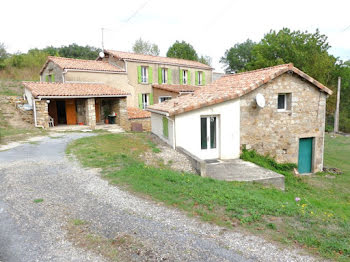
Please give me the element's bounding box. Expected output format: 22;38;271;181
151;113;174;146
24;88;33;106
175;99;240;160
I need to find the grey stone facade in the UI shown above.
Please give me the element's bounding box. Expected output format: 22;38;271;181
240;72;327;172
35;100;49;128
85;98;96;129
41;61;64;82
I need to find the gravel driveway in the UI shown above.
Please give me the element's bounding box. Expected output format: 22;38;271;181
0;133;320;262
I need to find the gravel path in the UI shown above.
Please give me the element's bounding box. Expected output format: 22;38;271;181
0;133;321;262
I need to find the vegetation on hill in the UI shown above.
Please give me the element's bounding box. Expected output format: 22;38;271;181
0;43;100;81
221;28;350;133
132;38;160;56
67;133;350;261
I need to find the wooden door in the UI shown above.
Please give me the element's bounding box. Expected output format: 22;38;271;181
95;100;100;123
65;99;77;125
48;100;58;126
298;138;313;173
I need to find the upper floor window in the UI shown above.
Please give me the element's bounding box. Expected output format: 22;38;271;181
159;96;171;103
183;70;188;85
198;71;203;85
141;66;148;83
46;74;55;83
161;68;167;84
142;93;149;109
277;93;291;111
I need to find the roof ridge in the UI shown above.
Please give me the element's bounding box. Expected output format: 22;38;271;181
48;56;110;63
222;63;293;77
105;49;211;67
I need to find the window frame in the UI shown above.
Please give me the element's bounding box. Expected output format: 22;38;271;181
142;93;149;109
277;93;292;112
161;68;167;84
141;66;148;83
183;70;188;85
198;71;202;85
159;96;172;103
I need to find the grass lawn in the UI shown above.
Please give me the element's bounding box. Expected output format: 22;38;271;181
67;133;350;261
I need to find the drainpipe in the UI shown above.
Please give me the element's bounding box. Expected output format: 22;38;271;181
33;98;45;129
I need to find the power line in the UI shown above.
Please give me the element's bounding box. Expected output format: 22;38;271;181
342;25;350;32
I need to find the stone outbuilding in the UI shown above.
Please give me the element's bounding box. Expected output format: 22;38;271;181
147;64;333;174
22;82;129;129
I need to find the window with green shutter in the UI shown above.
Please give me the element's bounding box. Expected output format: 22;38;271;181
137;66;142;83
138;93;142;109
149;93;154;105
179;69;183;85
158;67;162;84
187;71;191;85
45;75;49;82
148;67;153;83
195;71;199;85
167;68;172;84
162;117;168;138
202;71;206;85
51;74;55;82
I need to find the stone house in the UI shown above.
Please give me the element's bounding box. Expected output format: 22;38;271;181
98;50;213;108
147;64;333;173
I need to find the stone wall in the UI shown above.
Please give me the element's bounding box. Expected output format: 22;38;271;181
41;61;64;82
128;118;151;132
76;99;86;124
35;100;49;128
111;98;128;130
85;98;96;129
240;72;327;172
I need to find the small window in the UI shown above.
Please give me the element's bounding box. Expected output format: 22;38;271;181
277;93;292;111
198;71;202;85
161;68;167;84
159;96;171;103
142;93;149;109
162;117;168;138
141;66;148;83
183;70;188;85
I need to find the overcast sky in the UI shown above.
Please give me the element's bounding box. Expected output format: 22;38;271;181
1;0;349;72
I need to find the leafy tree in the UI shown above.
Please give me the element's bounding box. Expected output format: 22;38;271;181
220;39;256;73
246;28;336;86
198;55;212;66
0;43;7;69
166;41;199;61
132;38;160;56
57;43;100;60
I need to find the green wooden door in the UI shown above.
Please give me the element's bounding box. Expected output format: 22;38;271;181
298;138;313;173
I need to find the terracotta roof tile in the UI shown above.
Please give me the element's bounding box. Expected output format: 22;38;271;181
127;107;151;119
147;64;332;116
23;82;129;98
104;50;212;70
152;84;199;93
40;56;125;74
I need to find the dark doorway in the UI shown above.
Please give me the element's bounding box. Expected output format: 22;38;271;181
56;101;67;124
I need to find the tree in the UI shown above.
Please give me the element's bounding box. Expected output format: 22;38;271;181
0;43;7;69
57;44;101;60
198;55;212;66
132;38;160;56
166;41;199;61
220;39;256;73
246;28;336;86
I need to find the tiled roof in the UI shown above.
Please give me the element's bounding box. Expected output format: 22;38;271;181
127;107;151;119
147;64;332;116
152;84;199;93
104;50;212;70
40;56;125;74
23;82;129;98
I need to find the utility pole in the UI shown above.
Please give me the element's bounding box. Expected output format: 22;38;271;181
334;77;341;133
101;28;104;50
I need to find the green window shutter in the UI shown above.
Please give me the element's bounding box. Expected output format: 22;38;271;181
202;71;206;85
45;75;49;82
148;67;153;83
188;71;191;85
167;68;172;84
195;71;199;85
51;74;55;82
137;66;141;83
162;117;168;138
179;70;183;85
158;68;162;84
138;93;142;109
149;93;154;105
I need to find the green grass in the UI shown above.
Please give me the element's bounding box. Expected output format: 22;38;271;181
72;219;88;226
67;133;350;261
33;198;44;203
